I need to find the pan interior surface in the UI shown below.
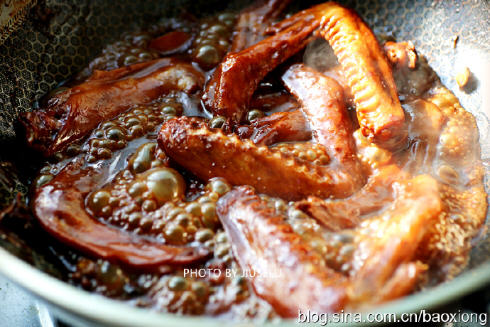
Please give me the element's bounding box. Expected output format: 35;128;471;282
0;0;488;325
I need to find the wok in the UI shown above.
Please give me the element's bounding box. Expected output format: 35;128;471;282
0;0;488;326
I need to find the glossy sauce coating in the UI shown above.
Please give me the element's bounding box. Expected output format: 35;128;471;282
159;116;360;200
218;186;348;317
217;175;441;316
21;58;204;156
202;14;319;123
34;160;209;269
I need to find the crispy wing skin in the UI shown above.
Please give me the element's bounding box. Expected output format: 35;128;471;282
312;2;406;148
217;186;348;317
231;0;292;52
202;16;319;123
206;2;405;147
21;58;204;156
267;2;408;148
318;3;405;148
235;50;433;149
282;65;361;166
159;117;360;200
233;44;434;149
33;160;209;270
236;109;311;146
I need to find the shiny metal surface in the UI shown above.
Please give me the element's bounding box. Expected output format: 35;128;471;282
0;246;489;326
0;274;56;327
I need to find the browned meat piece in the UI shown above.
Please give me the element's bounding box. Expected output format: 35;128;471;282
217;186;348;317
282;65;360;168
159;114;360;200
296;165;406;230
311;3;406;148
159;116;362;200
202;15;319;123
236;110;311;145
21;58;204;156
205;2;406;148
350;175;441;304
217;175;441;315
33;159;209;270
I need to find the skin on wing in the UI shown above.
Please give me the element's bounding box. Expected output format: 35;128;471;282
282;64;363;176
217;186;348;317
232;41;437;150
350;175;441;305
164;62;369;201
236;109;312;146
374;262;427;303
296;164;406;231
33;159;209;270
159;117;360;200
295;119;400;230
206;1;406;147
21;58;204;156
217;175;441;316
313;3;406;148
409;85;487;281
202;15;320;123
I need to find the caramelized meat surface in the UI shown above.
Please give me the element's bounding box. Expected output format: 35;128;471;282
202;14;318;123
282;64;363;183
159;115;361;200
217;175;441;316
21;58;204;156
33;159;209;269
236;109;311;146
218;186;348;317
